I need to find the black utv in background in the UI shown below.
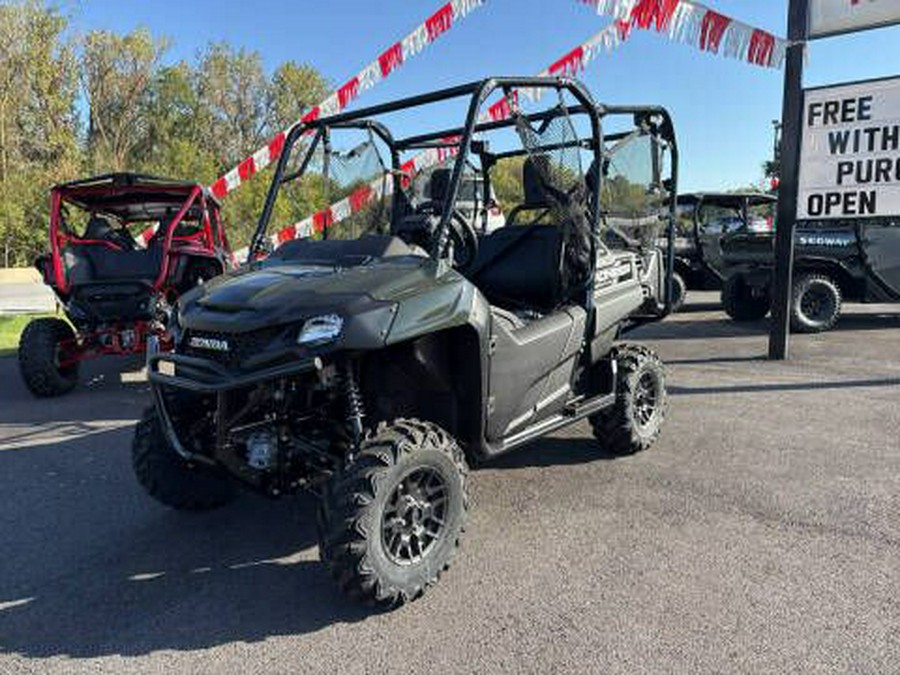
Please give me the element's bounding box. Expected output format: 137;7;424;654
133;77;679;608
669;192;776;309
721;216;900;332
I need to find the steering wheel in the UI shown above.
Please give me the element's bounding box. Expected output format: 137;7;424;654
413;200;479;269
447;209;479;270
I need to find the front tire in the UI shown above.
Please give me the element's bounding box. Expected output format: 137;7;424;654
790;273;841;334
590;344;667;456
317;419;468;609
132;406;236;511
18;317;79;398
722;274;770;321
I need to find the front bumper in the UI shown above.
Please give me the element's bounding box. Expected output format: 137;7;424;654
147;351;322;393
147;347;323;464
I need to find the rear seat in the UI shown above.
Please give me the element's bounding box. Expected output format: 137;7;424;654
63;243;163;285
468;225;565;313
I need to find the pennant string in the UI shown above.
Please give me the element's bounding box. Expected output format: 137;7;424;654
242;21;634;259
209;0;487;201
580;0;789;69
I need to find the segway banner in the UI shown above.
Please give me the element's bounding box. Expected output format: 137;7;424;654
798;77;900;220
809;0;900;39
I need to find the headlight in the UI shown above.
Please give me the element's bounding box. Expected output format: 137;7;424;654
297;314;343;346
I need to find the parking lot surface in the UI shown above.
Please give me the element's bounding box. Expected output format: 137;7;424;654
1;293;898;674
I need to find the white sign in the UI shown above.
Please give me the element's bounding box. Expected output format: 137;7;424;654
798;77;900;220
809;0;900;39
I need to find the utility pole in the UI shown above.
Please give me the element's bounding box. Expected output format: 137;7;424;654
768;0;810;360
772;120;782;168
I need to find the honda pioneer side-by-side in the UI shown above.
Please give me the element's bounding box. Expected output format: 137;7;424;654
668;192;776;310
720;215;900;332
19;174;234;397
134;78;678;608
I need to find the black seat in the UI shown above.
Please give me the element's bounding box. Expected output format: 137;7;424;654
64;246;162;284
62;245;161;321
505;156;555;227
84;215;115;241
64;215;162;285
92;248;162;280
468;225;564;312
466;157;579;312
84;214;137;251
428;168;452;203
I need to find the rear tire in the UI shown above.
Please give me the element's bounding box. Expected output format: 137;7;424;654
132;406;236;511
590;344;667;456
317;419;468;609
670;272;687;313
722;274;770;321
790;273;841;334
18;317;79;398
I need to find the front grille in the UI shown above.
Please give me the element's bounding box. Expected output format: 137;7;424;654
182;326;287;368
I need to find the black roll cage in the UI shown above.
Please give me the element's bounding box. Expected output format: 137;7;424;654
251;76;680;312
679;192;777;243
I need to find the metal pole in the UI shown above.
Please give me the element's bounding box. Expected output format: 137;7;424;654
769;0;810;360
772;120;782;170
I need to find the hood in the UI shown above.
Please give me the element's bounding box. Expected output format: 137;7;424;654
178;256;466;339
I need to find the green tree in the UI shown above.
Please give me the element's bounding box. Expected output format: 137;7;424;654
269;61;329;131
196;42;269;168
81;27;168;172
0;9;333;264
0;1;79;266
490;156;526;213
136;62;216;179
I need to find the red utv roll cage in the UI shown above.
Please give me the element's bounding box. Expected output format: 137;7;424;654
29;173;235;371
47;173;232;296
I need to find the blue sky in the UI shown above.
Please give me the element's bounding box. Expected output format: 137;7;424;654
66;0;900;192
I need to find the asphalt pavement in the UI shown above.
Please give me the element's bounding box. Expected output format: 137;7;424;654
0;293;898;674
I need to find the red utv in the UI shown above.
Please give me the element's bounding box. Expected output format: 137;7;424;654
20;173;234;397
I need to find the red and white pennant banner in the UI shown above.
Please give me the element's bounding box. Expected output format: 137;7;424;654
238;21;632;258
580;0;788;69
209;0;486;202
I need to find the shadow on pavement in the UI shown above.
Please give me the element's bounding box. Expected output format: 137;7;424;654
637;310;900;342
635;318;767;341
0;429;370;659
0;355;150;426
670;377;900;397
835;312;900;330
484;435;623;470
677;300;722;313
665;355;767;366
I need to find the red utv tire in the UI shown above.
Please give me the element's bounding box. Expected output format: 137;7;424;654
18;317;79;398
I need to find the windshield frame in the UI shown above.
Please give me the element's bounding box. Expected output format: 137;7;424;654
249;78;680;312
250;77;606;261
